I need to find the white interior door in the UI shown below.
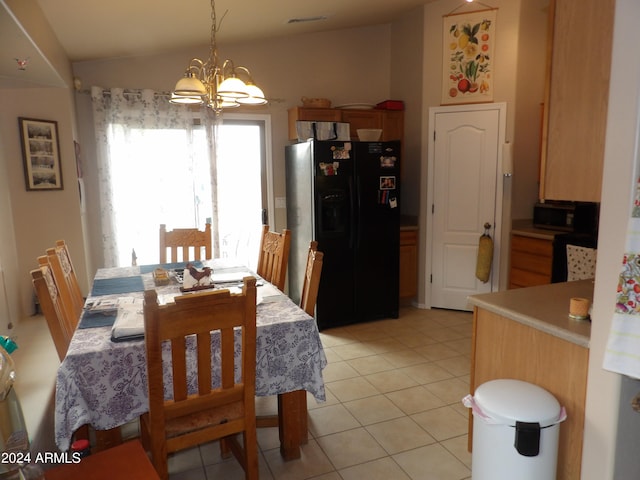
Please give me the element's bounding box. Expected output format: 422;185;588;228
427;103;506;310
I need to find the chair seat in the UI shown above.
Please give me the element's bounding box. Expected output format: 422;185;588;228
45;440;159;480
165;401;245;439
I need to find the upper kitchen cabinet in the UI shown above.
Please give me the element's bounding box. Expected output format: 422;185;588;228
540;0;614;202
340;109;404;142
287;107;341;141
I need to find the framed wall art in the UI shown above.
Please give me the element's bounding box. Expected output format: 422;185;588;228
442;8;497;105
19;117;63;190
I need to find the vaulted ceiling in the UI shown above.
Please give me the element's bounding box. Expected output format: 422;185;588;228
1;0;434;88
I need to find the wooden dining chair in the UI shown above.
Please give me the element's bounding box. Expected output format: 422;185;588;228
299;241;324;317
31;261;74;361
141;277;259;480
45;439;160;480
46;240;85;326
159;223;212;263
256;225;291;291
40;243;123;451
256;241;323;443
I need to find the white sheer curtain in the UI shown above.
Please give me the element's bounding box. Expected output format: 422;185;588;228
91;87;220;266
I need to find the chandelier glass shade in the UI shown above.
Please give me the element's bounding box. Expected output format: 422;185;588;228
170;0;267;111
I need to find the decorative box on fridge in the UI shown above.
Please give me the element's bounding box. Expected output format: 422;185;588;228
375;100;404;110
295;121;350;142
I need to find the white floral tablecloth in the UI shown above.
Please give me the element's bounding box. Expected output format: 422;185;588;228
54;260;327;451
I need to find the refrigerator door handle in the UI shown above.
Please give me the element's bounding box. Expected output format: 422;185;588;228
354;176;361;249
349;176;356;249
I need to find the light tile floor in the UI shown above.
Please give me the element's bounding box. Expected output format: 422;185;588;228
167;306;473;480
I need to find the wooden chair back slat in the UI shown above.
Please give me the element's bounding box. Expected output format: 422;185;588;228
171;338;188;402
159;224;212;263
300;241;324;317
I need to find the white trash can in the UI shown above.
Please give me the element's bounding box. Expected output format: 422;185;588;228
463;379;567;480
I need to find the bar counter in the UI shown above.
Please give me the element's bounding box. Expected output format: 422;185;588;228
467;279;592;347
466;280;593;480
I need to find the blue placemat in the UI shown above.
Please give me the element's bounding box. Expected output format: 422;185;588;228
79;311;117;329
90;276;144;296
139;261;202;274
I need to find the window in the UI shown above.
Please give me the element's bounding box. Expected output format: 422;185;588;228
107;116;269;267
215;118;268;268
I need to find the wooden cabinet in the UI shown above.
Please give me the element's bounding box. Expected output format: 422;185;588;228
288;107;404;142
381;111;404;142
399;229;418;301
509;234;554;289
287;107;341;141
340;109;382;134
539;0;614;201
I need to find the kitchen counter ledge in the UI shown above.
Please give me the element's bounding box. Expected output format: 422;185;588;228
467;280;592;348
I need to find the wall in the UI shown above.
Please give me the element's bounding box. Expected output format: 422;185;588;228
0;1;90;324
5;0;73;88
582;0;640;476
0;100;20;332
390;8;424;218
614;376;640;476
417;0;548;306
512;0;550;217
71;24;394;269
0;87;88;319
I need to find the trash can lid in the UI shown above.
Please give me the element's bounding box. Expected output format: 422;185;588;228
474;379;561;427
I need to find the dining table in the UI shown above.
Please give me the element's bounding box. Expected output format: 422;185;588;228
54;258;327;460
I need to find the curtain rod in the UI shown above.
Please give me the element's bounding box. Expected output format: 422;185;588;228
76;88;172;98
77;87;284;104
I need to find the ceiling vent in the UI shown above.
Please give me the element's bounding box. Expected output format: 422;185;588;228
287;15;329;24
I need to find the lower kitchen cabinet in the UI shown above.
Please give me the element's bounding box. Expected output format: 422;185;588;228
509;233;554;288
399;229;418;301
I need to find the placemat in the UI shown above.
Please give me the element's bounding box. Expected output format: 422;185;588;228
79;311;117;329
90;276;144;296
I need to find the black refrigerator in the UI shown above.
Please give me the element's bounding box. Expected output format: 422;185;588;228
285;140;400;330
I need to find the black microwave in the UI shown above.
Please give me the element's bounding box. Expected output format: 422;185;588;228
533;201;600;234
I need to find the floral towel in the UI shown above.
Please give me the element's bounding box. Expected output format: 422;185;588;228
604;178;640;378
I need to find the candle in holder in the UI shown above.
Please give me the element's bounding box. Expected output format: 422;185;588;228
569;297;590;320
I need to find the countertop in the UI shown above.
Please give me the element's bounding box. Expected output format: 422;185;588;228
400;215;418;231
511;218;558;240
467;280;593;348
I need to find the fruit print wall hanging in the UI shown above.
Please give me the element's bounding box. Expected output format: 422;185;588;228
442;7;497;105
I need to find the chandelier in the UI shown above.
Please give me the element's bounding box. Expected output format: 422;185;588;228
170;0;267;111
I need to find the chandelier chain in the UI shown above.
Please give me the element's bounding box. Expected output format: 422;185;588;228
170;0;267;110
209;0;217;69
